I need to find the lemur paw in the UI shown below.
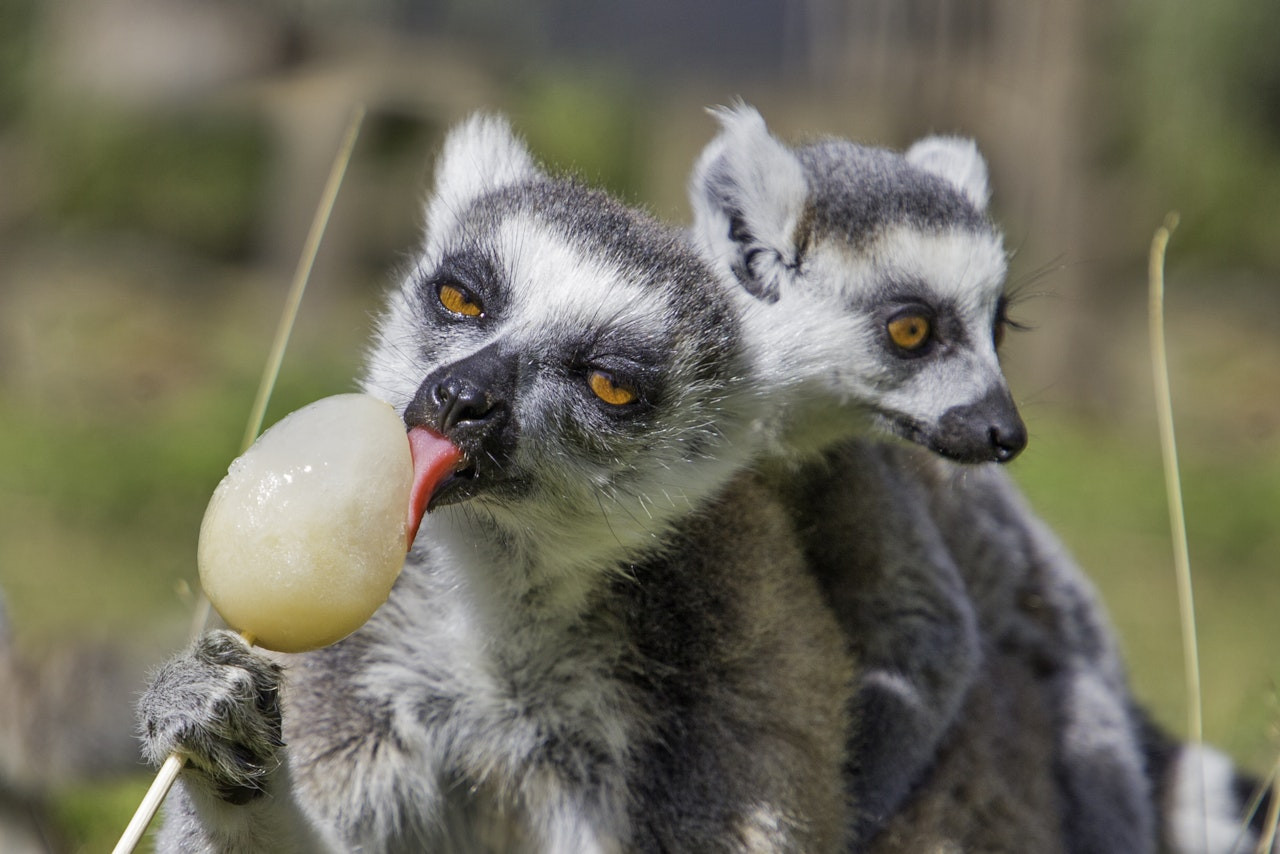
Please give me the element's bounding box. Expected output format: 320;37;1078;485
138;629;284;804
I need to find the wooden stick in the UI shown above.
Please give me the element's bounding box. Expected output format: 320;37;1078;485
111;755;184;854
111;107;364;854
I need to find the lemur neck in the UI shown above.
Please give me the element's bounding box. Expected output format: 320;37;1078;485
418;507;623;627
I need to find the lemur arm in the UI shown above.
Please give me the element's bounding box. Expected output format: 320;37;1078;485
137;630;337;853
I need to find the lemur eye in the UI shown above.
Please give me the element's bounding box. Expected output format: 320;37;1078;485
588;370;638;406
438;283;483;317
887;314;932;351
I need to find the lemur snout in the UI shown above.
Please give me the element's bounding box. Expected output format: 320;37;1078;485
404;341;518;484
432;375;501;432
989;419;1028;463
936;385;1027;464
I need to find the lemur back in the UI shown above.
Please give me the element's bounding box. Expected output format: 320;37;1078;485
138;114;854;853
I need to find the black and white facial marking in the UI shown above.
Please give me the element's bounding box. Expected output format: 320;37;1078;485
813;223;1028;464
365;116;756;573
689;104;1026;464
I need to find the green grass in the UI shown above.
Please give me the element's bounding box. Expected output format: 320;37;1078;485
49;779;158;854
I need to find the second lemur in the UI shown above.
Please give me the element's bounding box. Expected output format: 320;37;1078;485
689;104;1270;853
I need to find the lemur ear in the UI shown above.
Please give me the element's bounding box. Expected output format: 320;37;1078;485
689;104;809;302
905;136;991;211
423;113;540;257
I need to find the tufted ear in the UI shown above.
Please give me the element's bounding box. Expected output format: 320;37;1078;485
688;104;809;303
904;136;991;211
422;113;540;258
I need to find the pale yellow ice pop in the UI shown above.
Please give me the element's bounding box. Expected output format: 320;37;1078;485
197;393;461;653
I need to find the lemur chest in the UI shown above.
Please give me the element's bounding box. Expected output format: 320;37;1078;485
404;572;639;759
302;581;640;836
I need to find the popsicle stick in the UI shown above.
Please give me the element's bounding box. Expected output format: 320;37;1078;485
111;755;184;854
111;106;364;854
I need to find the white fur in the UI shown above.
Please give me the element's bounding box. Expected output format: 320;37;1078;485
494;214;666;342
736;803;796;852
422;114;539;264
339;550;639;848
905;135;991;210
861;669;929;713
1170;745;1263;854
802;222;1007;310
366;117;540;415
688;105;808;294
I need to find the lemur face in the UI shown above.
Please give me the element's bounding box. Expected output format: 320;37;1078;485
801;222;1026;464
364;117;754;565
689;105;1026;465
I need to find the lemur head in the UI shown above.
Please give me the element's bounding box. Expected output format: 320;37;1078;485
363;115;757;572
689;104;1026;465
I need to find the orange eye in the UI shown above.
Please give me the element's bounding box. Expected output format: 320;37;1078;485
438;283;483;317
887;314;931;351
589;371;638;406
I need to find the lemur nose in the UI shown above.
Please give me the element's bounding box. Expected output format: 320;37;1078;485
989;420;1028;463
432;377;497;432
935;385;1028;464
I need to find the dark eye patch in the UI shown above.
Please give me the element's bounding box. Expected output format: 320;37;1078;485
417;250;505;320
563;329;667;415
862;279;967;359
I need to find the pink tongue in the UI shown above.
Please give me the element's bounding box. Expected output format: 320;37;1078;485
405;426;466;548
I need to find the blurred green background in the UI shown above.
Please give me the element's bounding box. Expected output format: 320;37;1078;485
0;0;1277;850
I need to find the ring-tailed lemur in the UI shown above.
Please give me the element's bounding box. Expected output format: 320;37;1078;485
688;104;1273;854
138;114;857;852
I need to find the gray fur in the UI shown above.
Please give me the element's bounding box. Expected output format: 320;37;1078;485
794;140;989;250
690;105;1047;847
138;631;284;804
763;445;980;845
